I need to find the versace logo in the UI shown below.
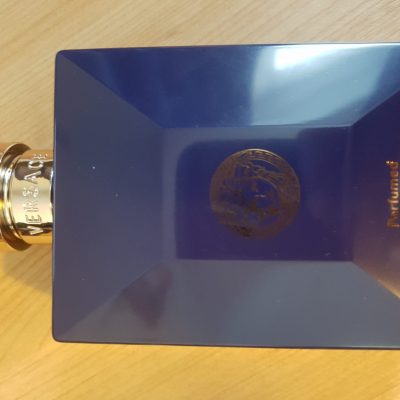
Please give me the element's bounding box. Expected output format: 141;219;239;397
210;149;300;238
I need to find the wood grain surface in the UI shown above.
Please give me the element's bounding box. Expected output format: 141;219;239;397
1;1;400;399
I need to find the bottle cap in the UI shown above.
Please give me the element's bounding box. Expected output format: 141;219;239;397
0;143;53;250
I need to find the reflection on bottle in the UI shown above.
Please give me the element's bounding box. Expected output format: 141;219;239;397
121;265;172;328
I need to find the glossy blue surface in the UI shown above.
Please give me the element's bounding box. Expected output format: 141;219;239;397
54;44;400;347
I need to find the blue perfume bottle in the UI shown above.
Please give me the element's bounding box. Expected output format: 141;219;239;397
2;44;400;348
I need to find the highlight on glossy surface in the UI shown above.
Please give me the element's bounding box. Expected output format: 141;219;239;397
53;44;400;348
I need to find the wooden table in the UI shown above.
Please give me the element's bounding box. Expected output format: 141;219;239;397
1;1;400;398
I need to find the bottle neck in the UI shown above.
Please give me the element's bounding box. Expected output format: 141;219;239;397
0;143;53;250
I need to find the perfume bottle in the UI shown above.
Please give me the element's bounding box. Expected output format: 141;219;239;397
3;44;400;348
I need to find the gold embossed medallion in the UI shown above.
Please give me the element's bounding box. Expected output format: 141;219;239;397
210;149;300;238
